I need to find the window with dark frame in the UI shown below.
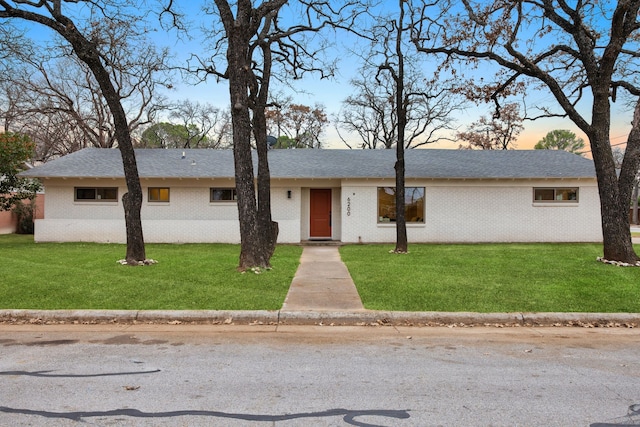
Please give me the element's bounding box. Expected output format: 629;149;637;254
377;187;425;223
210;188;237;202
533;187;578;202
148;187;170;202
75;187;118;201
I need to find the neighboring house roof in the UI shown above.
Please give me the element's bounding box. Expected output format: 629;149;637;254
19;147;597;180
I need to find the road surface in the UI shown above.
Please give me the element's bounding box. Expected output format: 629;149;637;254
1;324;639;426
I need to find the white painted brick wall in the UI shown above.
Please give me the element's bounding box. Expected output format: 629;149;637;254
35;219;126;243
37;180;303;244
340;180;602;243
271;186;301;242
44;185;124;220
36;178;602;244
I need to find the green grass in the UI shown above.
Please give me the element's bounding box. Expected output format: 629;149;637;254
340;243;640;313
0;235;301;310
4;235;640;313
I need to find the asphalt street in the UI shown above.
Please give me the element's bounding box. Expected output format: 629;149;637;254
1;325;640;426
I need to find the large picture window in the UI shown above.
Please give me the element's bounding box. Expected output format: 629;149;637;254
210;188;237;202
75;187;118;202
148;187;170;202
378;187;425;223
533;187;578;202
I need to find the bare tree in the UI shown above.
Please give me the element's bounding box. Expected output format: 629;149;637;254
194;0;361;270
265;100;328;148
341;1;461;252
0;26;33;131
138;122;192;148
383;0;409;253
0;71;26;133
168;99;231;148
336;75;389;149
1;51;168;161
412;0;640;265
0;0;172;264
612;147;626;170
337;67;460;150
457;103;523;150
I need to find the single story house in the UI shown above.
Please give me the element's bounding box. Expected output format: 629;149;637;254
19;147;602;244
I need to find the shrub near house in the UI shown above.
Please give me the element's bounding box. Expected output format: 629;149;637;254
0;194;44;234
1;132;42;233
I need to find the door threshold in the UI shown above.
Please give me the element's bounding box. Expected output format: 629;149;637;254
301;240;343;246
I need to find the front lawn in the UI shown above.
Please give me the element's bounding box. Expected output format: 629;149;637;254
3;235;640;313
340;243;640;313
0;235;301;310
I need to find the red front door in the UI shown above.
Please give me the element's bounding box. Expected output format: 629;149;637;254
310;189;332;238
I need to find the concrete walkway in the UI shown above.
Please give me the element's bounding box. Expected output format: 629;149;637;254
281;246;365;312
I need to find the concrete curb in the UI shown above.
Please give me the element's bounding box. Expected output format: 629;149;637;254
0;310;278;325
1;309;639;327
279;311;640;326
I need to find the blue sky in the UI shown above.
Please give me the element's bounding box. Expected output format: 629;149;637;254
152;1;633;153
5;0;634;153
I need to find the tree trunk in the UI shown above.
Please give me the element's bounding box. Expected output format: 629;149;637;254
122;191;145;262
0;5;147;263
248;97;278;267
394;153;407;253
394;0;408;254
228;70;261;268
627;100;640;229
223;6;274;270
589;119;639;264
256;143;279;264
64;25;146;264
581;82;639;265
625;99;640;240
232;107;262;269
598;187;637;263
253;44;279;264
633;180;639;225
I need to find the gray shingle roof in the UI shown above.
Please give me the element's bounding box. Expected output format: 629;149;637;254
20;147;596;180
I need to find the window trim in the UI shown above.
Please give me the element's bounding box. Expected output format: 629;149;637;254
377;186;425;224
533;187;579;203
148;187;170;203
210;187;237;203
74;187;118;202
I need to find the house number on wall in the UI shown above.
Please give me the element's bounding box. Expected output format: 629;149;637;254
347;197;351;216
